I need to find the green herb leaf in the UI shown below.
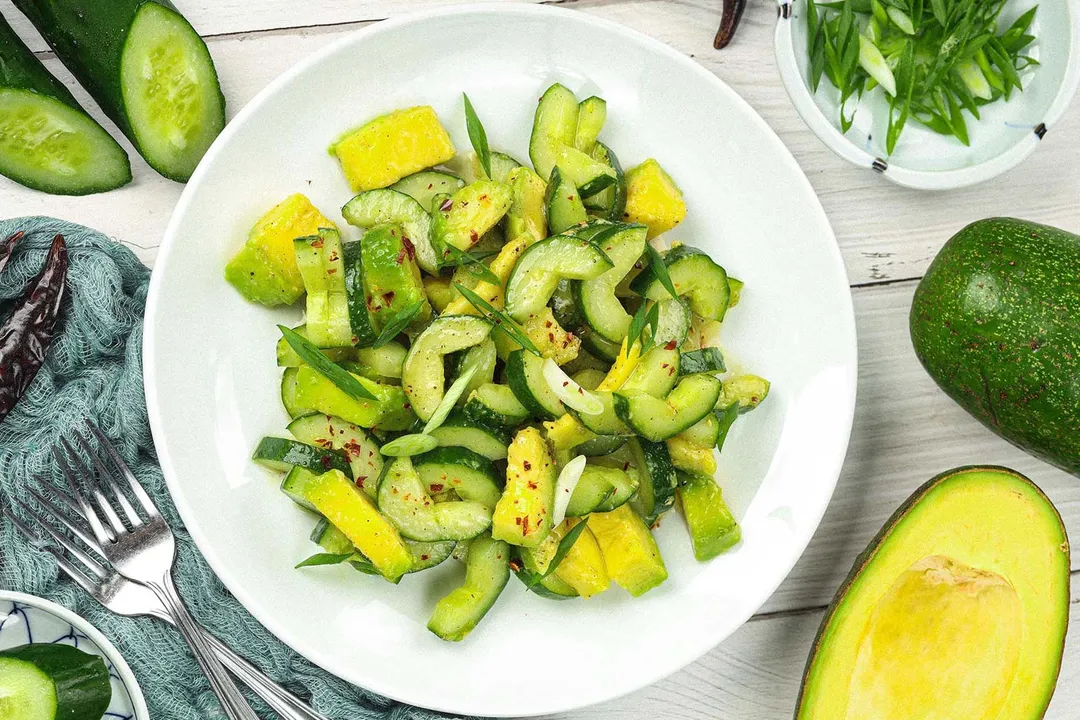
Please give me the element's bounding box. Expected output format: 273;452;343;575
545;519;591;577
645;244;679;301
372;300;424;349
295;553;354;569
423;366;479;435
278;325;378;400
714;404;740;453
626;300;652;352
380;433;439;457
463;93;492;179
444;244;502;286
453;282;542;356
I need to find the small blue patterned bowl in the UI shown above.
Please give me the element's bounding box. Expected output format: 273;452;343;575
0;591;148;720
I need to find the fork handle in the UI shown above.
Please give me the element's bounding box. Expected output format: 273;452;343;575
150;573;263;720
200;631;331;720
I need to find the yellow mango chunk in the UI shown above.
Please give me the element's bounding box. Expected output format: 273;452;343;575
666;436;717;476
846;555;1022;720
443;234;529;315
331;106;455;191
492;427;556;547
224;194;336;306
588;504;667;596
553;519;610;598
494;307;580;364
623;159;687;239
304;469;413;581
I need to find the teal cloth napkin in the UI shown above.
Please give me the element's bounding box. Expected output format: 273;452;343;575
0;217;463;720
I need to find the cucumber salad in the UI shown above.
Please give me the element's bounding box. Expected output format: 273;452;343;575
225;83;770;642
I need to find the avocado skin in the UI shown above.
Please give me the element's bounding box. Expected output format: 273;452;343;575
910;218;1080;476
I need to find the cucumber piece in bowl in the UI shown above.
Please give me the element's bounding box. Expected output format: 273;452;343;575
0;644;112;720
0;16;130;195
14;0;226;182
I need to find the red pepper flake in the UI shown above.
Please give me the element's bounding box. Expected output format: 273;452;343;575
623;461;630;471
403;402;411;410
343;439;363;457
521;516;530;535
523;460;532;471
509;559;522;572
402;235;416;260
366;295;377;311
515;516;522;525
427;183;434;190
661;363;669;369
351;335;359;345
382;290;396;305
430;483;444;493
665;340;678;350
562;381;569;387
545;320;553;328
469;229;479;244
439;198;453;212
326;268;337;275
311;239;324;249
319;456;333;469
355;475;368;487
479;194;489;201
421;554;430;561
527;481;538;490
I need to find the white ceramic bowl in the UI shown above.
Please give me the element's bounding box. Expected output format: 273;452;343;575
0;591;150;720
144;4;858;716
775;0;1080;189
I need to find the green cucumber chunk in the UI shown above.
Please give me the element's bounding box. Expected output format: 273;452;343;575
504;230;613;322
529;83;578;181
632;245;731;322
0;644;112;720
505;349;565;420
545;166;588;234
565;464;638;517
428;534;510;641
463;382;531;428
584;142;626;221
574;96;607;154
716;374;771;412
615;374;722;442
630;437;678;525
0;89;131;195
252;436;353;478
431;180;513;257
678;472;741;560
390;170;464;212
287;413;383;497
341;188;438;274
358;224;431;331
574;223;647;341
119;2;225;181
376;457;491;542
413;446;502;511
294;228;352;348
402;314;493;421
429;410;511;460
555;144;616;198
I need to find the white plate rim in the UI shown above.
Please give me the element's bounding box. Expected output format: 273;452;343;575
0;590;151;720
144;4;859;715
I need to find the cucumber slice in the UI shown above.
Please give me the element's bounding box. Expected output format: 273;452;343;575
572;434;626;457
506;166;548;243
678;472;740;560
565;464;638;517
545;166;587;234
414;446;502;511
615;374;722;442
571;367;607;391
390;170;464;212
463;382;530;428
579;328;621;362
716;374;771;413
516;537;580;599
529;83;578;181
276;325;356;366
428;534;510;641
550;278;585;331
584;142;627;221
574;224;647;341
574;96;607;154
654;297;692;347
356;224;431;331
377;457;491;542
402;314;492;421
631;245;731;322
487;151;523;183
555;144;616;198
629;437;678;525
432;180;513;257
287;413;383;497
119;3;224;180
341;242;379;348
429;410;510;460
356;342;407;379
0;88;130;195
680;348;726;375
280;466;318;511
504;231;613;322
574;346;679;437
280;367;309;418
293;365;414;431
294;228;352;348
0;644;111;720
341;188;438;274
252;436;352;479
452;338;497;404
505;349;565;420
676;413;721;448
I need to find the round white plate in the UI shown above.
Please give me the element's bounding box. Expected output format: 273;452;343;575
0;591;150;720
145;5;857;716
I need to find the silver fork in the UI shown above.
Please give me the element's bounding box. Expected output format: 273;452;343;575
51;423;261;720
3;494;329;720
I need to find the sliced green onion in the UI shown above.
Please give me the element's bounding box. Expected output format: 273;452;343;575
423;366;479;435
372;300;424;349
886;6;915;35
546;518;590;577
644;244;679;301
543;358;604;416
295;553;354;569
551;455;587;528
453;282;542;356
463;93;491;179
380;433;439;457
278;325;378;401
859;35;897;96
956;59;992;100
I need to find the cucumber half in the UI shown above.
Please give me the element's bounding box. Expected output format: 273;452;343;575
119;2;225;181
0;644;112;720
0;89;131;195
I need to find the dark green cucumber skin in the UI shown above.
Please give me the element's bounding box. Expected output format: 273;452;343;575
0;643;112;720
12;0;224;180
0;15;78;104
910;218;1080;476
342;241;378;347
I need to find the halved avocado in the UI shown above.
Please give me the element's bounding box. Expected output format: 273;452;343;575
796;466;1069;720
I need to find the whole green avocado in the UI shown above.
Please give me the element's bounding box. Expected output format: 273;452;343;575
911;218;1080;476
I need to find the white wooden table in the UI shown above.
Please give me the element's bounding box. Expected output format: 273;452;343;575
3;1;1078;717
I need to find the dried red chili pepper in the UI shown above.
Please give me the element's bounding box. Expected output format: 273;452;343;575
0;233;68;422
714;0;748;49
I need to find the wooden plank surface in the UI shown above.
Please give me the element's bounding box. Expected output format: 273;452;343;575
2;0;1079;717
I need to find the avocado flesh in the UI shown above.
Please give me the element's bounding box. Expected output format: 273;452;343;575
910;217;1080;475
796;467;1070;720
